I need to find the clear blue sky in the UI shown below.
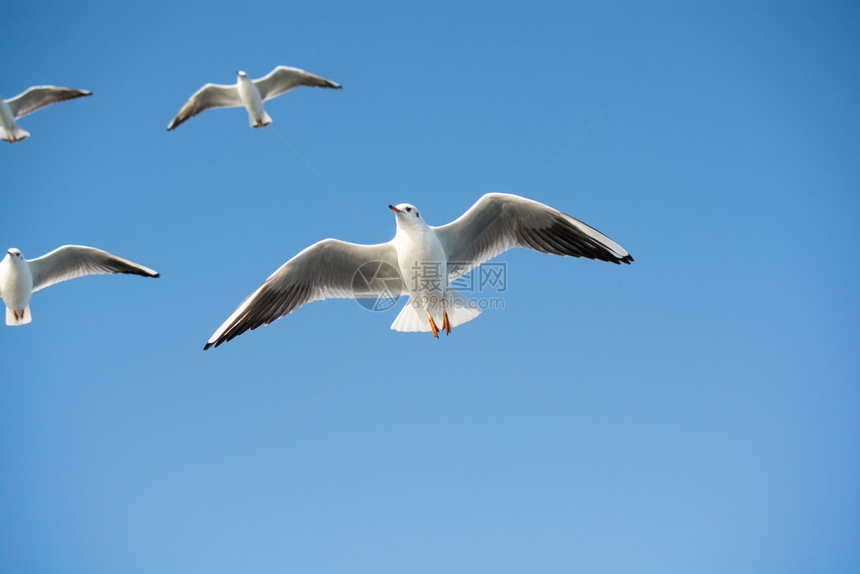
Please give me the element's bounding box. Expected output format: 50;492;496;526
2;1;858;572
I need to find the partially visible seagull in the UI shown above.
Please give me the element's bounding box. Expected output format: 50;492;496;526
1;85;92;143
167;66;342;131
0;245;159;326
204;193;633;349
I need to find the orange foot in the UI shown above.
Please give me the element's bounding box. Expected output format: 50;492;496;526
442;304;451;335
426;309;439;338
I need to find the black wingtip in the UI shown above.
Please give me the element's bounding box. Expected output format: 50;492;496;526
152;272;161;278
203;342;213;351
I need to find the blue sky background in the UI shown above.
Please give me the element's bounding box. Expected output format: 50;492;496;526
2;1;858;572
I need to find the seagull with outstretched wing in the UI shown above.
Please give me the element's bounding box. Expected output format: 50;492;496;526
205;193;632;349
1;85;92;142
167;66;341;131
0;245;159;326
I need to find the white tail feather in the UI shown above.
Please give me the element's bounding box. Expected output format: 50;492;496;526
1;125;30;142
250;110;273;128
6;305;32;326
390;288;482;333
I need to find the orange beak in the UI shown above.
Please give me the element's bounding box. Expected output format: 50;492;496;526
388;204;402;213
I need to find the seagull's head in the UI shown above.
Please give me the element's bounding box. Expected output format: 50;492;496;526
389;203;424;226
5;248;24;262
236;70;248;79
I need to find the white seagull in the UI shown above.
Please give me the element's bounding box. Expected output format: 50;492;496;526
0;245;159;326
167;66;342;131
204;193;633;349
1;85;92;143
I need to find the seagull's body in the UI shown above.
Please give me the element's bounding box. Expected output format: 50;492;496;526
167;66;341;131
205;193;633;349
1;85;92;142
388;203;466;337
236;72;268;128
0;246;159;326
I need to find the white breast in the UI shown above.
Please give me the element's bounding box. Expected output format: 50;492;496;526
394;226;448;297
237;78;264;115
0;258;34;310
0;98;17;131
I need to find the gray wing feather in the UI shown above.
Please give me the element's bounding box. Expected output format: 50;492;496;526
433;193;633;280
167;83;242;130
205;239;403;349
7;86;92;118
29;245;159;293
254;66;342;101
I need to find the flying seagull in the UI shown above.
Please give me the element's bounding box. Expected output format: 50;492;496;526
0;245;159;326
204;193;632;349
1;85;92;143
167;66;342;131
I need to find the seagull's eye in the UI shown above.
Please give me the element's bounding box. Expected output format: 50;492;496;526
406;207;412;212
